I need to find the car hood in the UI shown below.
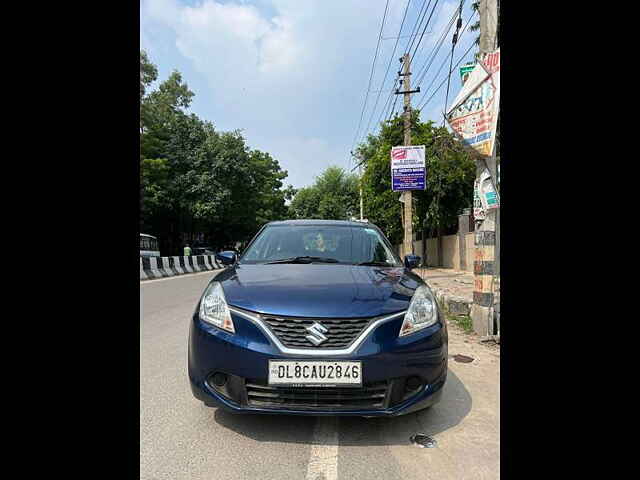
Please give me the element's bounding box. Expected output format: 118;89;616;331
213;264;423;318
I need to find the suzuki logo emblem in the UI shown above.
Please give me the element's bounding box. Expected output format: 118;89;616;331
305;322;329;346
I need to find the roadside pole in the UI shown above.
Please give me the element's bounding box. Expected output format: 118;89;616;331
359;162;364;221
471;0;499;337
394;53;420;257
401;53;413;257
350;151;365;221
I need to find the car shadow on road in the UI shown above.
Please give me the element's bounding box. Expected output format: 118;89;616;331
212;370;471;446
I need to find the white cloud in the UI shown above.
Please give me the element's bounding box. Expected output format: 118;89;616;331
140;0;451;188
255;135;345;189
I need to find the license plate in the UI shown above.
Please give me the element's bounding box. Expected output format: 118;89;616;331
268;360;362;387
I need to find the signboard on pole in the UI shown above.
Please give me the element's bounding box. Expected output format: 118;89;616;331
473;178;485;221
446;48;500;157
390;145;426;191
478;167;499;210
459;62;476;85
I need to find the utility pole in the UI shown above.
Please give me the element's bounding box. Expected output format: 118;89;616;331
350;151;365;221
394;53;420;256
402;53;413;257
359;162;364;221
471;0;499;338
393;54;419;256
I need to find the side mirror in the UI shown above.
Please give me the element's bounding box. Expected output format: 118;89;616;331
216;251;237;266
404;254;421;270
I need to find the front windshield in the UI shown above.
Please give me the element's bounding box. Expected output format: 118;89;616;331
240;225;402;266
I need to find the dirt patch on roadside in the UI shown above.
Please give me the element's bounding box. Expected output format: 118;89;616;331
447;315;500;354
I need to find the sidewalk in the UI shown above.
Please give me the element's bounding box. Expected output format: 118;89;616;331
415;267;475;316
415;267;501;342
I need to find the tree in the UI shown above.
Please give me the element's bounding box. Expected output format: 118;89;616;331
289;167;359;220
140;50;158;101
139;51;294;254
470;1;481;51
289;187;320;219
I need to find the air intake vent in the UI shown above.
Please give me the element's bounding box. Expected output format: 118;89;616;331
245;379;389;410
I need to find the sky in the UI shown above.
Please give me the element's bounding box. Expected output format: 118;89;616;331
140;0;478;189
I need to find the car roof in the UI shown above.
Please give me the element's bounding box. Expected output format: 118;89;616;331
266;219;376;228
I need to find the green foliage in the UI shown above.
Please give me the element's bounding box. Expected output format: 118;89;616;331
140;51;293;254
448;313;474;333
470;2;481;49
356;110;475;246
289;166;359;220
140;50;158;100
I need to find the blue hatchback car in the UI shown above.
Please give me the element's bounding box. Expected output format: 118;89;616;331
188;220;448;416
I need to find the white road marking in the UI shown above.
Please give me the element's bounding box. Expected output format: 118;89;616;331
139;269;222;285
306;416;339;480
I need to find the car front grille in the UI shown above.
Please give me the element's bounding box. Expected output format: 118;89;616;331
260;315;372;349
245;379;389;410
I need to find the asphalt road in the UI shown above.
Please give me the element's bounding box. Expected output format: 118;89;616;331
141;271;500;480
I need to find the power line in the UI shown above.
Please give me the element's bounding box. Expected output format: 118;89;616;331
368;0;428;135
380;0;431;130
403;0;430;55
415;9;476;109
348;0;390;167
413;8;458;86
382;32;432;40
360;0;412;146
387;88;400;122
379;79;396;120
409;0;441;63
416;40;476;112
376;75;400;128
416;13;474;103
443;0;465;125
365;0;439;142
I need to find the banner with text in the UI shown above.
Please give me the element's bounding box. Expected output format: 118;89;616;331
390;145;426;191
445;48;500;157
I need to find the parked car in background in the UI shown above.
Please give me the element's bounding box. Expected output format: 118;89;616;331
188;219;447;417
140;233;160;257
192;246;216;256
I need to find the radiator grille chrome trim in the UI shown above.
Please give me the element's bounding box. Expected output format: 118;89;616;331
263;316;371;349
228;307;406;356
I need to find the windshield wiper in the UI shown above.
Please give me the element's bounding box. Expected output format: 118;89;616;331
265;256;340;264
355;261;395;266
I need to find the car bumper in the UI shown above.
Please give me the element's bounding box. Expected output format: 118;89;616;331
188;307;448;417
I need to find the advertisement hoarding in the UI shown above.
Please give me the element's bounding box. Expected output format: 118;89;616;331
446;48;500;157
390;145;426;191
478;167;499;210
473;177;486;221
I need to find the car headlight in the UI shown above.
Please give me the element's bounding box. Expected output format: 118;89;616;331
199;282;235;333
399;285;438;336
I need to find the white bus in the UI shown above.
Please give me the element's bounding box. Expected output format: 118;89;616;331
140;233;160;257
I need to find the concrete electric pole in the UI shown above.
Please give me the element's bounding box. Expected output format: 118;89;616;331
471;0;499;337
359;162;364;221
395;53;421;257
402;53;413;256
350;151;365;221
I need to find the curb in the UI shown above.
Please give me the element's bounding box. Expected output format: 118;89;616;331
431;287;473;316
140;255;225;281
